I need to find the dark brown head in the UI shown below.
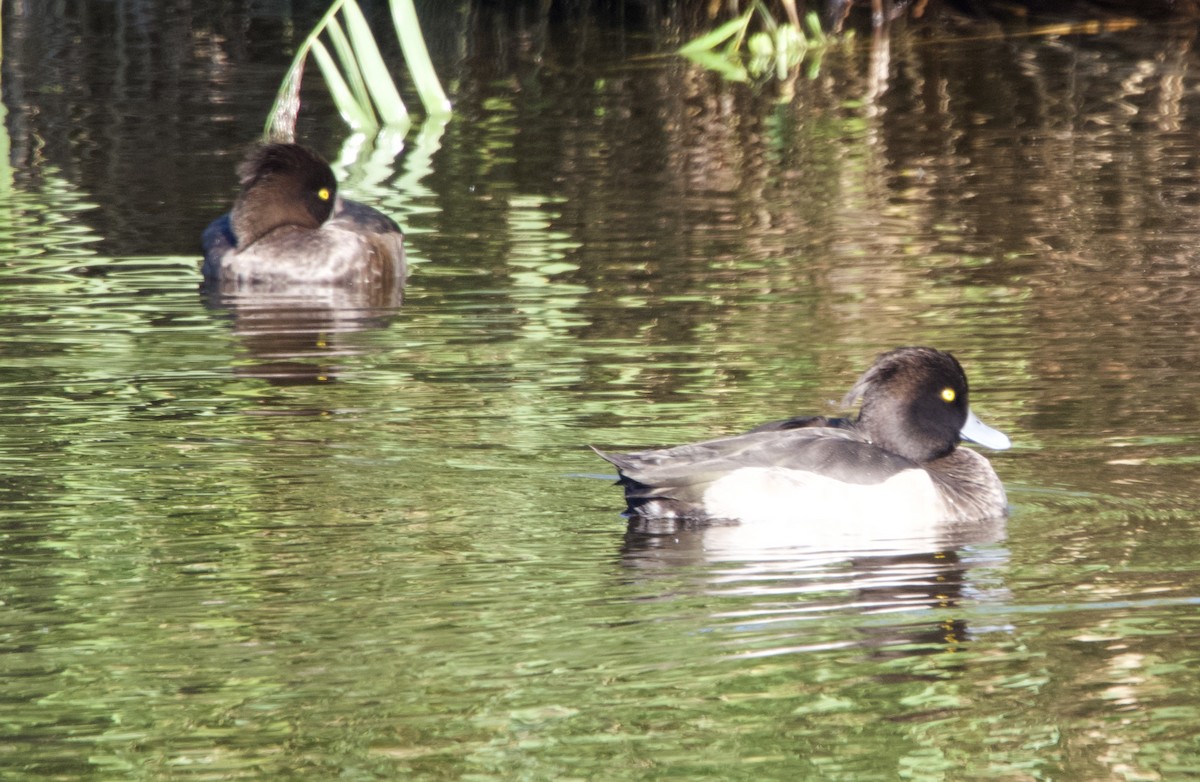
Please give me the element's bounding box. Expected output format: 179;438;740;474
229;144;339;249
843;347;1008;463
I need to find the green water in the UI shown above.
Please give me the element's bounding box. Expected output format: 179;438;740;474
3;3;1200;780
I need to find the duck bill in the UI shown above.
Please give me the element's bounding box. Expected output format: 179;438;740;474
960;408;1011;450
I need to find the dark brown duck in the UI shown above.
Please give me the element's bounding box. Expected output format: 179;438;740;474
201;143;406;291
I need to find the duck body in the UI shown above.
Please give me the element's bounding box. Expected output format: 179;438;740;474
595;347;1010;526
201;144;405;291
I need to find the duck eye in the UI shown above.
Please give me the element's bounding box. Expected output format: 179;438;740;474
940;387;956;403
317;187;331;201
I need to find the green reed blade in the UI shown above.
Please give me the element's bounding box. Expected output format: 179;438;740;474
324;17;373;123
679;12;753;55
344;0;409;126
389;0;451;117
265;0;448;140
312;38;377;132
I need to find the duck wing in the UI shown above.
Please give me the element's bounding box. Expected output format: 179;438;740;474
743;414;852;434
595;428;918;516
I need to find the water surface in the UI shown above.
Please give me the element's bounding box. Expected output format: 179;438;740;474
3;3;1200;779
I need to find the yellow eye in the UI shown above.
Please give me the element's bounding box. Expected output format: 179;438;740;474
317;187;331;201
941;387;956;403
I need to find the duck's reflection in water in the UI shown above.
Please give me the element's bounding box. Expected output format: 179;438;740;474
204;282;403;386
620;514;1011;659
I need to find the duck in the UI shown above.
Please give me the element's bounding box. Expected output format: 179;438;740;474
593;347;1011;527
201;143;406;290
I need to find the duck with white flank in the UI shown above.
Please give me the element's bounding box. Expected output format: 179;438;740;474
594;347;1011;527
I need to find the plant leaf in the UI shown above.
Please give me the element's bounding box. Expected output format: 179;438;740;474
266;54;306;142
680;49;749;82
264;0;450;140
343;0;409;126
679;13;752;55
312;38;376;131
390;0;451;116
325;17;374;123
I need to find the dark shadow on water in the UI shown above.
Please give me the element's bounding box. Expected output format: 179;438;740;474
619;514;1011;660
203;283;404;386
620;510;1008;566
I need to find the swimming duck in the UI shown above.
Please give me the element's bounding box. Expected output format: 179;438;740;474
594;347;1011;526
201;143;406;289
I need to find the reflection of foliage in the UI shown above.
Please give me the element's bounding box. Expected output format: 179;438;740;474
266;0;450;141
679;3;843;82
8;7;1200;779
